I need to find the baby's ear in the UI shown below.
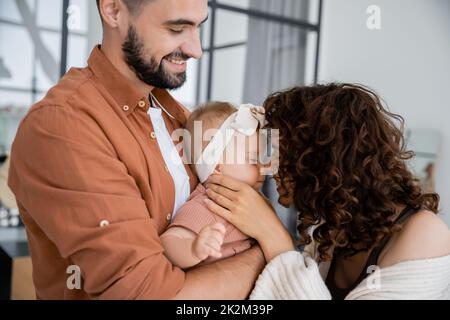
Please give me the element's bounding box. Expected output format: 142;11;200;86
214;164;223;174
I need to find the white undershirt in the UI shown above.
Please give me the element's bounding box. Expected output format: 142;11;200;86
147;106;190;220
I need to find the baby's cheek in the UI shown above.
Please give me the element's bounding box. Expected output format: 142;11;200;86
225;164;260;186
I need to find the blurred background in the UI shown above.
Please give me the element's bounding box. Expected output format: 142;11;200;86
0;0;449;299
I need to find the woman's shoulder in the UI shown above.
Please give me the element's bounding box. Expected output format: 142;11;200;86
379;209;450;268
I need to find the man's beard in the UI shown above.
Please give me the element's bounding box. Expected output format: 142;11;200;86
122;25;188;90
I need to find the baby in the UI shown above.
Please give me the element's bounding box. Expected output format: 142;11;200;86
160;102;265;269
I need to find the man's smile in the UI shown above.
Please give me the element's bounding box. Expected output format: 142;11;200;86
164;57;187;72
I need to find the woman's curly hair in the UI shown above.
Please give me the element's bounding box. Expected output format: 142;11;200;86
264;83;439;262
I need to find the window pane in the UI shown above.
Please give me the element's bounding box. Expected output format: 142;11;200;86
201;7;213;49
67;0;89;34
65;0;102;75
211;46;247;104
35;30;61;91
217;0;320;24
0;0;63;155
170;59;199;109
0;91;29;153
0;90;32;109
67;34;88;69
171;6;211;109
214;9;249;47
196;52;210;106
37;0;63;30
210;18;315;105
0;0;34;24
0;25;34;90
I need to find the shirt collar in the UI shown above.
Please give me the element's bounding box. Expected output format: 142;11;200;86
88;45;187;125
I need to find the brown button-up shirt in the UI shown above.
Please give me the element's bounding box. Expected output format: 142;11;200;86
8;46;198;299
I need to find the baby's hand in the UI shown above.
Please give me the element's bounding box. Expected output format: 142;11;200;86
192;222;226;262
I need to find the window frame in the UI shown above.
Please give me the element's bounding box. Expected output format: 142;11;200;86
200;0;323;104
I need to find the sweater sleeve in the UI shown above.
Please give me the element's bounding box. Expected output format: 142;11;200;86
250;251;332;300
346;254;450;300
250;250;450;300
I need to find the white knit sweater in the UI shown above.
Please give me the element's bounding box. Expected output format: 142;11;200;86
250;246;450;300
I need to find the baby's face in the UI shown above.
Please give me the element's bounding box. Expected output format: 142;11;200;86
217;131;265;189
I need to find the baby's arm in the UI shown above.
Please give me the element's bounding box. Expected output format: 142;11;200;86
161;223;226;269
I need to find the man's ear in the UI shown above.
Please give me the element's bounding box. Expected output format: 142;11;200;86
98;0;125;28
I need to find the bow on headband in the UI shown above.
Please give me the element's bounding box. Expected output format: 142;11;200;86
195;104;266;183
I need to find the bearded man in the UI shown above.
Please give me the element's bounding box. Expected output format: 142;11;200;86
8;0;264;300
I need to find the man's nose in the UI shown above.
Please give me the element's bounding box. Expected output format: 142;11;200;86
181;30;203;60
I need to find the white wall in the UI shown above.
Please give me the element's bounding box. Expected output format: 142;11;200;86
318;0;450;225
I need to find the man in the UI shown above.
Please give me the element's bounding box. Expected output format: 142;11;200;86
8;0;264;300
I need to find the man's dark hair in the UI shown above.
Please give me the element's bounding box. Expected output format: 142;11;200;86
96;0;150;18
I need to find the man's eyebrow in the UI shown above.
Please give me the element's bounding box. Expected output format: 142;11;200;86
164;15;209;27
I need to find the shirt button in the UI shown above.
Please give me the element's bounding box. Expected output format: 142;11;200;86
99;220;110;227
166;213;172;221
138;100;146;108
123;105;130;112
150;132;157;139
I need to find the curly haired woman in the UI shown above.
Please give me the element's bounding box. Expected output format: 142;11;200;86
204;83;450;300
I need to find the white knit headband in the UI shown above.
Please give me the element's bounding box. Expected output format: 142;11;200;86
195;104;266;183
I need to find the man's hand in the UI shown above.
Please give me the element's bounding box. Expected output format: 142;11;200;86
173;244;266;300
192;222;226;261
